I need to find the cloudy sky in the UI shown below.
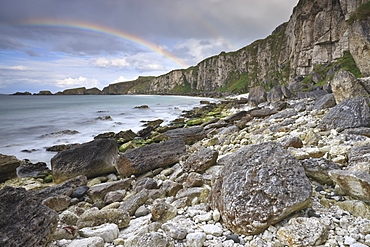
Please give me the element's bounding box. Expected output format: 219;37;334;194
0;0;299;94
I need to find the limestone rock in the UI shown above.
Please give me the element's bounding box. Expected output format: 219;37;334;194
350;20;370;77
200;224;223;236
163;126;205;145
51;139;118;183
119;189;148;215
67;237;104;247
336;200;370;219
186;232;206;247
331;70;368;104
329;170;370;203
79;223;119;242
183;148;218;173
162;223;188;240
125;232;174;247
277;217;329;246
116;138;186;177
151;202;177;223
0;154;20;182
211;142;312;235
0;186;58;247
87;178;132;203
301;158;341;185
77;208;130;229
319;96;370;131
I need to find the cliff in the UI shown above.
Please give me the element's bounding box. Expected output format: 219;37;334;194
95;0;370;95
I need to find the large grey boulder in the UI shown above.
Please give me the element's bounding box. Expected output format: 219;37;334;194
0;154;20;182
248;86;267;106
51;139;118;183
0;186;58;247
267;85;292;102
319;96;370;131
313;93;336;110
116;138;186;177
163;126;205;145
211;142;312;235
331;70;368;103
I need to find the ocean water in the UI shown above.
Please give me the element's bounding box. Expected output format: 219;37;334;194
0;94;212;165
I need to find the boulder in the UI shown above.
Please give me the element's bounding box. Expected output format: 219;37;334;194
183;148;218;173
0;154;20;182
87;178;132;203
115;129;138;144
51;139;119;183
297;90;328;100
331;69;368;104
116;138;186;177
0;186;58;247
163;126;206;145
319;96;370;131
249;108;278;118
281;135;303;149
77;208;130;229
42;195;71;211
343;127;370;138
267;85;292;102
211;142;312;235
313;93;337;110
347;145;370;167
329;170;370;204
248;86;267;106
224;111;249;123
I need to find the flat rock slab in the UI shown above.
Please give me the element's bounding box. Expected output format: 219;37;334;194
52;139;118;183
0;186;58;247
163;126;205;145
116;138;186;177
211;142;312;235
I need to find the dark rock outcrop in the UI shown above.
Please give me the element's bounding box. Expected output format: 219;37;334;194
51;139;118;183
211;142;312;235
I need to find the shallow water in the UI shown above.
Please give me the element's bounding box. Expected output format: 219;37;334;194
0;94;211;165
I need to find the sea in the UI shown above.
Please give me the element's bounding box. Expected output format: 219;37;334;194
0;94;213;166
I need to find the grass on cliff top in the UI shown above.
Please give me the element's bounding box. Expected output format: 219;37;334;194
348;1;370;24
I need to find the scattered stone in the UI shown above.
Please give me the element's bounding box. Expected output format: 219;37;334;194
116;138;186;177
77;208;130;229
135;205;150;217
200;224;223;236
70;185;89;198
212;142;312;235
162;180;183;197
183;148;218;173
162;222;188;239
79;223;119;242
51;139;119;183
104;190;126;204
0;154;20;182
134;177;158;192
35;175;87;199
126;232;174;247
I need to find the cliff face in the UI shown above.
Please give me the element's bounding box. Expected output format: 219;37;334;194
102;0;369;95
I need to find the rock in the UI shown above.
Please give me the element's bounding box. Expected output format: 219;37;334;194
297;90;328;100
267;85;292;102
151;202;177;223
134;177;158;192
304;129;322;146
250;108;278;118
183;148;218;173
0;154;20;182
162;223;188;239
329;170;370;204
348;145;370;167
35;175;87;199
46;143;79;152
331;69;368;104
277;217;329;246
313;93;337;110
66;237;105;247
87;178;132;203
41;130;79;138
281;135;303;149
115;129;138;144
161;180;183;197
176;187;204;205
184;172;204;187
343;127;370;137
301;158;341;185
319;96;370;131
135;105;149;109
51;139;119;183
0;186;58;247
268;109;298;120
224;111;249;123
119;141;137;153
119;189;149;215
77;208;130;229
116;138;186;177
248;86;267;106
42;195;71;211
126;232;174;247
79;223;119;242
211;142;312;235
70;185;89;198
104;190;126;204
336;200;370;219
186;232;206;247
59;210;79;225
52;226;78;240
200;224;223;236
135;205;150;217
163;126;206;145
16;161;50;178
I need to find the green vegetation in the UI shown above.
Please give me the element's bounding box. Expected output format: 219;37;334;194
348;1;370;24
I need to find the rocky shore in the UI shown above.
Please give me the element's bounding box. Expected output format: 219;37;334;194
2;74;370;246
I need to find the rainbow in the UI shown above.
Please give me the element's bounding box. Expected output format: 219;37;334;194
18;19;188;68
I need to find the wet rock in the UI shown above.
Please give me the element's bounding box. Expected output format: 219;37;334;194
119;189;149;215
151;202;177;223
87;178;132;203
51;139;119;183
41;130;79;138
115;129;138;144
77;208;130;229
0;186;58;247
277;217;329;246
211;142;312;235
79;223;119;242
301;158;341;185
183;148;218;173
313;93;336;110
16;161;50;178
116;138;186;177
0;154;20;182
163;126;206;145
319;96;370;131
46;143;80;152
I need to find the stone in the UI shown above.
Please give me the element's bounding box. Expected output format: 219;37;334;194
119;189;149;215
51;139;119;183
176;187;204;205
186;232;207;247
151;202;177;223
0;154;20;182
329;170;370;204
336;200;370;219
87;178;132;203
70;185;89;198
303;129;322;146
125;232;174;247
35;175;87;199
135;205;150;217
224;111;249;123
277;217;329;246
42;195;71;211
200;224;223;236
104;190;126;204
348;145;370;167
313;93;337;110
115;129;138;144
183;148;218;173
250;108;278;118
66;237;104;247
16;161;50;178
248;86;267;106
268;109;298;120
79;223;119;242
301;158;341;185
184;172;204;187
319;96;370;131
59;210;79;225
281;135;303;149
343;127;370;137
267;85;292;102
0;186;58;247
162;223;188;239
161;180;183;197
76;208;130;229
163;126;206;145
134;177;158;192
116;138;186;177
331;69;368;104
211;142;312;235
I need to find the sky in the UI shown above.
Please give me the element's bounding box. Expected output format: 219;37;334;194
0;0;299;94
